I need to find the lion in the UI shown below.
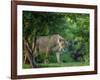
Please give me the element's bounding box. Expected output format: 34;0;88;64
24;34;66;66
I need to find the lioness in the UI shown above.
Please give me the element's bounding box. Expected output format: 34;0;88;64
32;34;65;63
24;34;66;66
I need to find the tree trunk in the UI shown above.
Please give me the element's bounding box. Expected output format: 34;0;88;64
24;39;37;68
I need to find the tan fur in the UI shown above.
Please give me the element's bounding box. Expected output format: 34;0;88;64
24;34;65;64
33;34;65;63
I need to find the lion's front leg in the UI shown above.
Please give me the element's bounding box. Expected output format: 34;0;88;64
56;52;61;63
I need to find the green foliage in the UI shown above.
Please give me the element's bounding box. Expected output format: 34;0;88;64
23;11;90;67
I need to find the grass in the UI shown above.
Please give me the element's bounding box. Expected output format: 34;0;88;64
23;53;89;69
23;62;89;69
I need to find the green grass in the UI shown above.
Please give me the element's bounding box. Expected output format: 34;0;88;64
23;53;89;69
23;62;89;69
